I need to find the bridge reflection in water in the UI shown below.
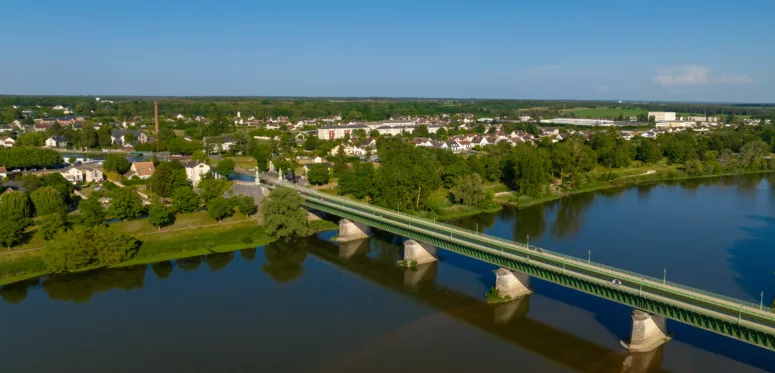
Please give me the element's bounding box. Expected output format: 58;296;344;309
316;236;667;373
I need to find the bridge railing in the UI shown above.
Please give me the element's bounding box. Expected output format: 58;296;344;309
266;178;775;317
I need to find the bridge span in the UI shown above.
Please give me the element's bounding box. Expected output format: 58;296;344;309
261;178;775;353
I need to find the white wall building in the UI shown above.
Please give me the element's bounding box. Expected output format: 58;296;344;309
541;118;615;126
648;112;677;122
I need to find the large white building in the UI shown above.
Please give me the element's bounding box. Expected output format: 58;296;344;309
318;120;442;140
541;118;615;126
648;112;677;122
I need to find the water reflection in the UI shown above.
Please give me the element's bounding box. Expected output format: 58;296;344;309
240;248;257;261
202;252;235;272
262;239;309;283
550;192;595;239
151;261;173;279
0;278;39;304
511;205;546;242
177;256;202;272
41;266;147;302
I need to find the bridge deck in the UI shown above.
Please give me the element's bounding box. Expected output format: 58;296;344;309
262;178;775;350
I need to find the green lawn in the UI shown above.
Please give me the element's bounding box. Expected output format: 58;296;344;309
562;107;646;119
224;155;258;170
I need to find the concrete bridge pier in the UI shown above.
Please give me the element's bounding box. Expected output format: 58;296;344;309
336;219;372;242
621;310;670;353
404;261;438;289
338;237;370;259
494;268;533;299
402;239;438;266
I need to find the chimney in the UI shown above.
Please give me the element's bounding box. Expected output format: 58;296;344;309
154;101;159;137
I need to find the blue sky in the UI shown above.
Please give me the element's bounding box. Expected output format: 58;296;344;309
2;0;774;102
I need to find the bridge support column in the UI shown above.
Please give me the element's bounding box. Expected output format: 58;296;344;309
493;268;532;299
621;310;670;353
336;219;372;242
401;239;438;266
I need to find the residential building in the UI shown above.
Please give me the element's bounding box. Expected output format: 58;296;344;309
184;162;211;186
648;112;677;122
45;136;67;148
0;136;15;148
329;143;366;156
124;161;156;179
541;118;615;126
111;130;148;146
60;164;104;183
0;167;7;179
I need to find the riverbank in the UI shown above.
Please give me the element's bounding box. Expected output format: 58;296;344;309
496;168;775;209
0;213;338;286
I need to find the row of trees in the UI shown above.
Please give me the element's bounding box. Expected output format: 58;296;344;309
0;148;62;169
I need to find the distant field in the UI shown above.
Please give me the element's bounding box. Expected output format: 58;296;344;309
563;107;646;119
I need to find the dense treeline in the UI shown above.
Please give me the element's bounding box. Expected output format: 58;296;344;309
3;96;773;123
329;125;775;214
0;148;62;168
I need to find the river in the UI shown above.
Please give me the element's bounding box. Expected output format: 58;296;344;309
2;174;775;372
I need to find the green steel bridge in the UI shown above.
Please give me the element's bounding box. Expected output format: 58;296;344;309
263;179;775;352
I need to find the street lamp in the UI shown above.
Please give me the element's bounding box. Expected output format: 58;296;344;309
587;249;591;264
761;291;765;310
663;268;667;284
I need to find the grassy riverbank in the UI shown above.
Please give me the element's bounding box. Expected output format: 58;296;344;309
0;212;339;286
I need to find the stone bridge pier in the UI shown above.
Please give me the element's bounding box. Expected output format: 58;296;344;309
337;219;372;242
402;239;439;266
494;268;533;299
621;310;670;353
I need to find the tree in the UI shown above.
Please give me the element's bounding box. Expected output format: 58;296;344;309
123;132;137;145
738;140;768;169
352;162;375;199
235;196;256;218
251;143;271;171
172;186;200;212
511;144;549;198
414;125;430;138
30;186;67;217
38;213;67;240
718;149;735;171
104;154;131;175
303;136;320;151
207;196;234;222
191;150;209;164
198;178;230;203
0;211;30;248
307;164;330;185
648;115;656;126
450;173;490;207
148;161;188;197
333;145;349;176
215;158;236;177
44;226;139;272
369;129;380;138
148;204;173;230
78;197;105;227
260;187;312;238
636;139;661;163
684;159;705;176
0;191;33;218
109;188;145;221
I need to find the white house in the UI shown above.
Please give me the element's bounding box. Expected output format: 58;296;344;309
124;161;156;180
45;136;67;148
60;164;104;183
111;130;148;146
0;167;7;179
185;162;211;186
0;136;15;148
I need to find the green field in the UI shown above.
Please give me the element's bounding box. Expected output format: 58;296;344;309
563;107;647;119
